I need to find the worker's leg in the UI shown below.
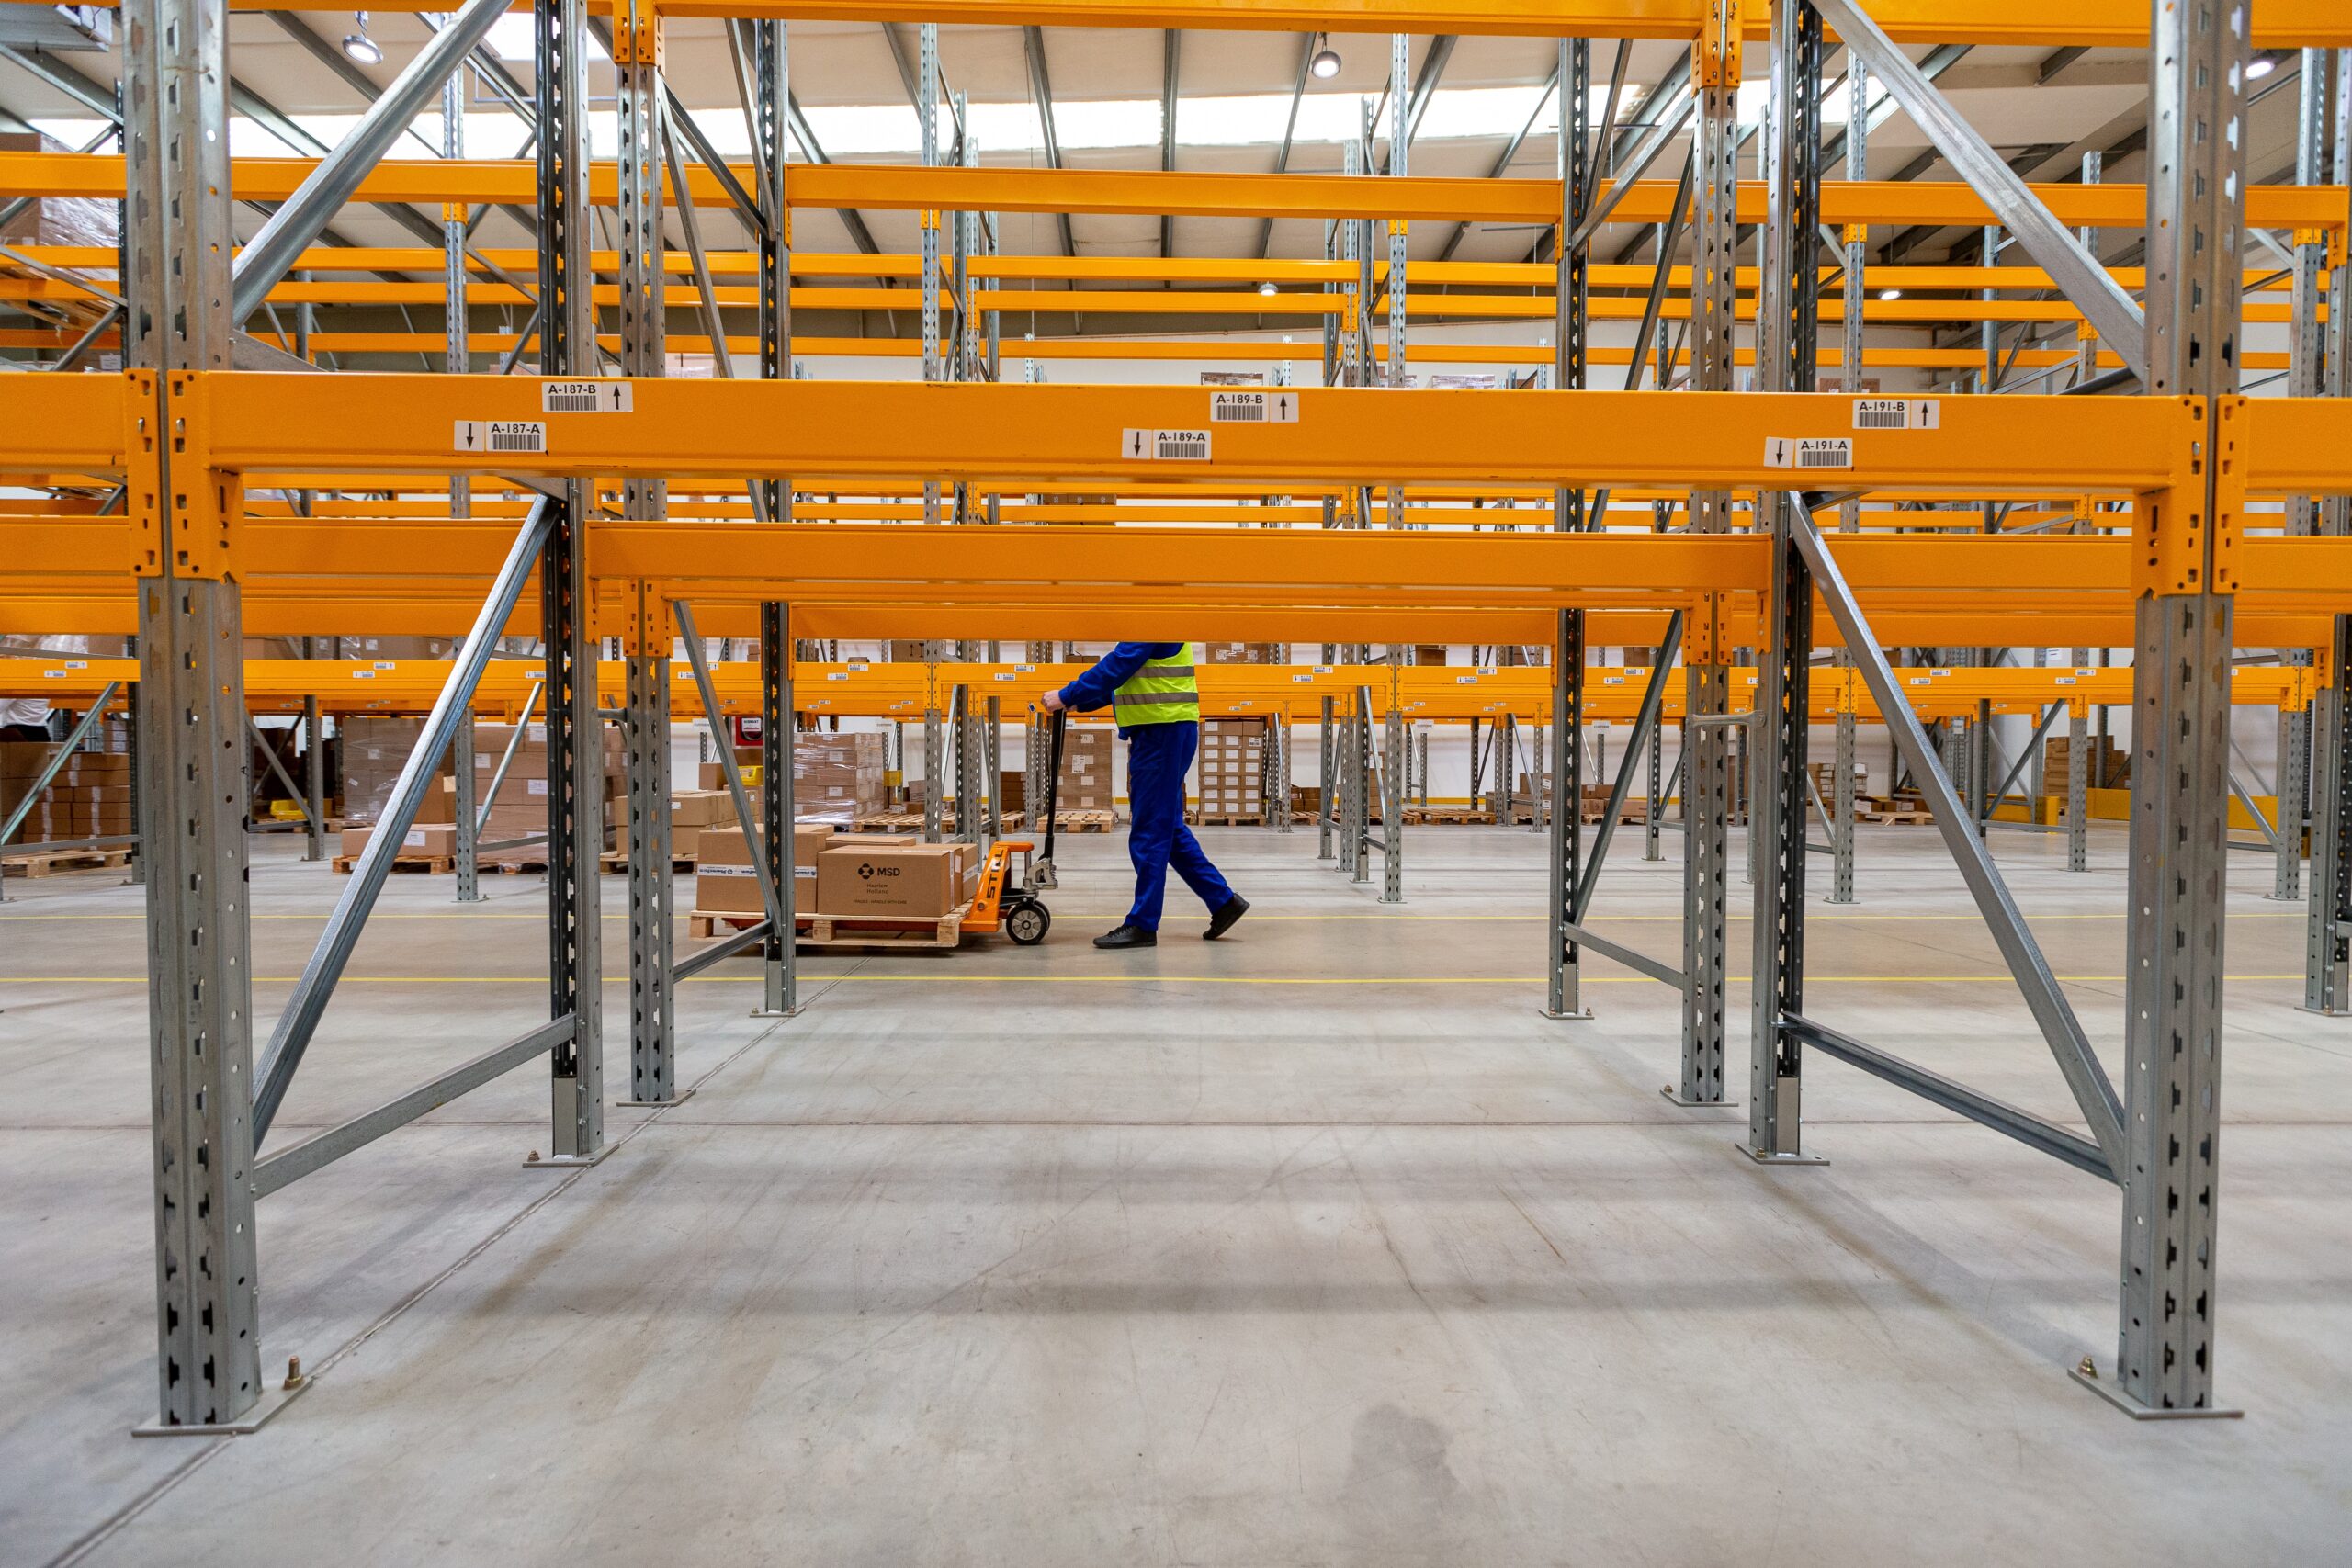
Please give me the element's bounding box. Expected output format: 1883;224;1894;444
1166;821;1237;913
1122;723;1191;930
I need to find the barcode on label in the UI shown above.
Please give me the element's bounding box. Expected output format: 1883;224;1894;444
1293;674;1313;682
1120;427;1214;462
1851;397;1939;430
456;419;547;454
41;669;63;678
1764;436;1854;469
825;671;847;681
541;379;631;413
993;671;1016;681
1210;390;1300;424
352;670;377;680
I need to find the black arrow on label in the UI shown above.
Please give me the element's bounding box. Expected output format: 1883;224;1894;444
464;425;478;449
1130;432;1145;457
611;385;624;409
1278;394;1292;418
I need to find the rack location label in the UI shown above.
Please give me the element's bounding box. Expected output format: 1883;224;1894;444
1763;435;1854;469
1120;428;1213;461
1851;397;1939;430
1210;390;1299;423
541;379;633;413
455;420;547;455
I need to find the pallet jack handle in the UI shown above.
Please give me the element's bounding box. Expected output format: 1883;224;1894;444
1034;705;1069;888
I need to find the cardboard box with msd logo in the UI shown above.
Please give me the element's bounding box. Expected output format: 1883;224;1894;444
814;841;976;918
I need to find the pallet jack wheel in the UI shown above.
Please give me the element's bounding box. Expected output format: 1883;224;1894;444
1004;899;1051;945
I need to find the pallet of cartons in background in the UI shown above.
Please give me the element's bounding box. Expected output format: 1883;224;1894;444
1858;795;1935;825
1401;806;1497;826
1051;809;1118;833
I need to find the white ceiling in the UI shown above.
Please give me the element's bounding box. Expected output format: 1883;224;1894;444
0;19;2321;273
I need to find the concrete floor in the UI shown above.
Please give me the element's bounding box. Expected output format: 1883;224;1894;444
3;821;2348;1565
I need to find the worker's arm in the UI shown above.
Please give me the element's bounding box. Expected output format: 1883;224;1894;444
1046;642;1178;714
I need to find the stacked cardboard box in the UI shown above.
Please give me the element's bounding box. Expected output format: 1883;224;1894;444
693;822;846;914
1057;725;1115;814
1204;642;1283;665
1193;718;1265;821
695;746;763;792
2043;736;2129;790
338;822;458;861
813;837;978;918
0;746;133;843
693;827;979;921
669;789;736;860
466;722;625;850
793;732;888;824
341;716;449;826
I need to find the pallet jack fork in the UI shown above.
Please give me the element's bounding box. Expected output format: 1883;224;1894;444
964;706;1066;946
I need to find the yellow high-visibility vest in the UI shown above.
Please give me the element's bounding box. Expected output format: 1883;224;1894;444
1112;644;1201;727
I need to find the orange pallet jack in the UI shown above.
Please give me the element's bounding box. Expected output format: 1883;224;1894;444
961;707;1066;946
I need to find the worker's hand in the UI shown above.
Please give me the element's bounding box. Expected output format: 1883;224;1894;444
1040;690;1066;712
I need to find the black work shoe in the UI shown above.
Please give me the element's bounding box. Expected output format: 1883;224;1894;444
1204;896;1250;940
1093;923;1158;949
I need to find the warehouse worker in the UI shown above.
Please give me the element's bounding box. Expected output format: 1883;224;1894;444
1042;643;1250;949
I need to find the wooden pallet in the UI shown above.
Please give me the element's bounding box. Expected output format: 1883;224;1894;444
1053;809;1118;833
1402;807;1496;826
688;899;974;950
331;853;455;874
1188;812;1265;827
2;846;132;879
597;849;701;874
1858;806;1935;825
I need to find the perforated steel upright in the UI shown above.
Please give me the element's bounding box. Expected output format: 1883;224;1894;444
1827;52;1865;905
2104;0;2249;1418
535;0;604;1162
1545;34;1591;1014
1673;0;1739;1106
124;0;261;1431
616;0;675;1098
1744;0;1823;1162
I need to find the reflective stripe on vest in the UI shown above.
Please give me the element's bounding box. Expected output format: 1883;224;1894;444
1112;644;1201;726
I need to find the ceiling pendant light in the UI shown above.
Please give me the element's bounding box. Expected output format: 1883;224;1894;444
2245;54;2277;79
1258;280;1279;297
343;11;381;66
1309;33;1342;81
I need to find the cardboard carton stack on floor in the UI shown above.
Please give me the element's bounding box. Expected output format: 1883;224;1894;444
341;716;447;829
1193;718;1265;821
468;722;627;853
336;771;458;860
0;745;132;846
2043;735;2129;791
1056;726;1115;817
793;732;888;824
